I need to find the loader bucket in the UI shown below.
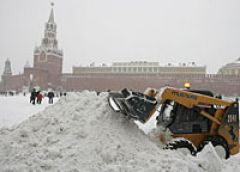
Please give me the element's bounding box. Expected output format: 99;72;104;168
108;89;158;123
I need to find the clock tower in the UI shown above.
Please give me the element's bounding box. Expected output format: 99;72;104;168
33;3;63;89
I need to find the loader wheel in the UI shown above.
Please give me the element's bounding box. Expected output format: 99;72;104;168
164;139;197;156
197;136;229;159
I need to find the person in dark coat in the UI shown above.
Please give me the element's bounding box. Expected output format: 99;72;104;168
47;91;54;104
30;88;37;105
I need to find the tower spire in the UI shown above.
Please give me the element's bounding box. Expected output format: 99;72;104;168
48;2;54;23
35;2;62;52
3;58;12;76
34;2;62;56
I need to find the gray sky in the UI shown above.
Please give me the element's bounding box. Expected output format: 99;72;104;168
0;0;240;74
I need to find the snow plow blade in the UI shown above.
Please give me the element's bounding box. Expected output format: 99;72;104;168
108;88;157;123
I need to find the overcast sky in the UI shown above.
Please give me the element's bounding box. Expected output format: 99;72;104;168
0;0;240;75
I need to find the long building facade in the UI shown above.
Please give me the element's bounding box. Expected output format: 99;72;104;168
73;61;206;75
1;4;240;96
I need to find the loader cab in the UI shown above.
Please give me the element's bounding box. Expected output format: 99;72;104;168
167;89;216;134
168;103;210;134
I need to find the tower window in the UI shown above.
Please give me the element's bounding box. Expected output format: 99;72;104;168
39;51;47;62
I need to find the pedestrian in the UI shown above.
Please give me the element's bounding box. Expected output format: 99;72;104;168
36;91;43;104
47;91;54;104
30;88;37;105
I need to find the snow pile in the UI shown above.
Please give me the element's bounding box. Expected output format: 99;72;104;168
0;91;239;172
197;143;222;172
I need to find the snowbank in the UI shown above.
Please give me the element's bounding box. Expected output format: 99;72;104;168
0;91;239;172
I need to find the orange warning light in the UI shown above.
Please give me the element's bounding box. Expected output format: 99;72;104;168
184;81;191;89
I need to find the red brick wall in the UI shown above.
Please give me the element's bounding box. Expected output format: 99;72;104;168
24;67;48;90
3;72;240;96
3;74;25;91
62;74;240;96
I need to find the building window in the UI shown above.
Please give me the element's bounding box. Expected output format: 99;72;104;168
235;69;238;75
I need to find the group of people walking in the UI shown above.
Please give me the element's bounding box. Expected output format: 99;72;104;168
30;88;54;105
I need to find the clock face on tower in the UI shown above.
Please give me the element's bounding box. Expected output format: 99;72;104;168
39;51;47;62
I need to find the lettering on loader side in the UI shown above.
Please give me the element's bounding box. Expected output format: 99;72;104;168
172;91;197;100
227;114;237;123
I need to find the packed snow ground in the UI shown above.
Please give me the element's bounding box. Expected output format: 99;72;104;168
0;92;239;172
0;94;58;129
